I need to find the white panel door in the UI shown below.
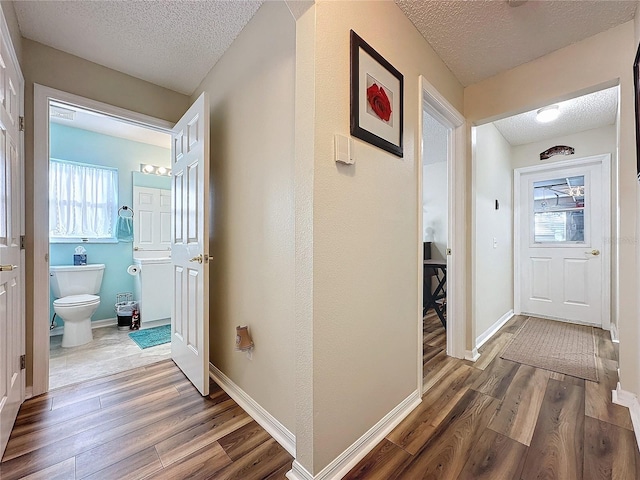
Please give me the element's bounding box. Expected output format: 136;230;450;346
171;93;209;396
0;30;24;457
133;186;171;253
518;158;609;326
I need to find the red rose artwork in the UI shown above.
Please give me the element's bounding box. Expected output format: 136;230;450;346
366;83;392;122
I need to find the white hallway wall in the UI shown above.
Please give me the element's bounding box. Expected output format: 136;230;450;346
474;123;513;340
191;1;296;433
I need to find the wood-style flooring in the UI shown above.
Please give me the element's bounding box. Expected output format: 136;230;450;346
0;361;292;479
344;313;640;479
2;313;638;479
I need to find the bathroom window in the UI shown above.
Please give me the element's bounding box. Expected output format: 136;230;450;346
49;159;118;242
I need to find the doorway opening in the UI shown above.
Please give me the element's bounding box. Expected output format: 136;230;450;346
418;76;465;395
471;85;617;360
46;101;173;389
33;85;174;395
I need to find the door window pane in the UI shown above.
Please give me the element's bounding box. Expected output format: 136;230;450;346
533;175;584;243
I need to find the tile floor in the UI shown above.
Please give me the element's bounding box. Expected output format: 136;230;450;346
49;325;172;390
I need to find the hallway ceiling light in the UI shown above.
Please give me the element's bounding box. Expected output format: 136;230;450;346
536;105;560;123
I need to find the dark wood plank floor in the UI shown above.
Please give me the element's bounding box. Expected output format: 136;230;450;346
0;361;292;479
345;313;640;480
2;313;638;479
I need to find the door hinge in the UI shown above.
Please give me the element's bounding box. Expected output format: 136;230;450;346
18;116;24;132
20;235;25;250
45;253;49;262
20;354;25;370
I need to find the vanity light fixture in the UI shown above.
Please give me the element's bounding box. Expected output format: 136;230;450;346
140;163;171;176
536;105;560;123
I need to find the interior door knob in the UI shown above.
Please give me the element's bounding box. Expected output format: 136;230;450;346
0;264;17;271
585;249;600;256
189;255;203;264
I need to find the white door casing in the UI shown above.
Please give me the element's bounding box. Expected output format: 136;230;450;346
0;15;24;458
418;76;466;390
515;155;611;328
171;92;210;396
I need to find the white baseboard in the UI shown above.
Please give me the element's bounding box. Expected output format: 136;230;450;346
208;362;295;457
612;382;640;452
49;317;117;336
465;348;480;362
287;462;314;480
476;310;514;349
610;323;619;343
25;386;33;400
287;390;421;480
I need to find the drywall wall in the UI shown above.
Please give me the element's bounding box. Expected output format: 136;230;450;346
304;0;464;473
22;38;189;386
474;123;513;340
48;123;170;323
423;110;448;260
465;21;639;396
191;1;296;433
423;163;447;259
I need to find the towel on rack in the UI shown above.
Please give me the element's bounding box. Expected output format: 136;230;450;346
116;216;134;242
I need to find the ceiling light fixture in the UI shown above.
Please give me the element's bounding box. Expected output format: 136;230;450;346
140;163;171;176
536;105;560;123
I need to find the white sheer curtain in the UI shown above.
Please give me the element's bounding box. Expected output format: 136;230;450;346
49;160;118;239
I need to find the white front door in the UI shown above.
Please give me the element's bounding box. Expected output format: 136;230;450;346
0;31;24;457
171;93;210;396
517;156;610;326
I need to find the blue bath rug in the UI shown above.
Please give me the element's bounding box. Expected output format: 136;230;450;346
129;324;171;349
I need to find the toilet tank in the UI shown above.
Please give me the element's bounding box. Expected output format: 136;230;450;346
50;264;105;298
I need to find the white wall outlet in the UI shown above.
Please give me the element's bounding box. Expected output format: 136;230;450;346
334;134;353;164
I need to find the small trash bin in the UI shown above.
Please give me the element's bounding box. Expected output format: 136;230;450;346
115;293;137;331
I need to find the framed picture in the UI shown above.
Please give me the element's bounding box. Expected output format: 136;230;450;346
634;42;640;180
350;30;403;157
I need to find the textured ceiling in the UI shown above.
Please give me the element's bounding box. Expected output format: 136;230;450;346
492;86;618;146
11;1;638;96
14;0;263;95
395;0;637;86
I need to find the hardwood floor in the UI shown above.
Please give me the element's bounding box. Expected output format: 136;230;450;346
2;313;638;479
345;314;640;479
0;361;292;479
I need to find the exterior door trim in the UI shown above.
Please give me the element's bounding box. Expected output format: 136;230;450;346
513;154;611;330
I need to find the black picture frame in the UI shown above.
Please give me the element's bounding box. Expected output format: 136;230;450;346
350;30;404;158
634;42;640;180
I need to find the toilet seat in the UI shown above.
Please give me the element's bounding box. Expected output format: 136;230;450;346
53;294;100;307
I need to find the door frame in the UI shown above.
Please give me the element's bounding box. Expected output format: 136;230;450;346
513;154;612;330
32;85;173;396
418;76;466;394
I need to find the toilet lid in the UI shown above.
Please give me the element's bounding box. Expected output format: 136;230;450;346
54;294;100;307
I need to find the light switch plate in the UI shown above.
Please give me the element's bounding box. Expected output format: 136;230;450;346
335;134;353;164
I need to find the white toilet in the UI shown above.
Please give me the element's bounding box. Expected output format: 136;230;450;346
50;264;105;348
